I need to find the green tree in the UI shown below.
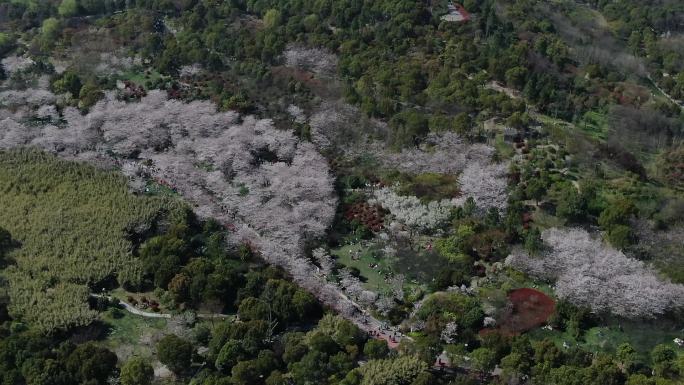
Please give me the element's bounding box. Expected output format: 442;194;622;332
598;198;635;229
289;350;331;384
533;339;563;367
52;71;82;96
554;184;586;222
626;374;654;385
19;358;72;385
41;18;61;41
506;112;529;130
66;343;117;383
583;354;624;385
606;224;633;249
120;357;154;385
0;227;14;263
525;178;547;203
505;66;528;89
651;344;677;378
452;112;472;135
524;228;543;255
471;347;497;374
231;360;260;385
410;372;434;385
500;352;530;383
363;339;389;360
390;109;429;148
263;9;282;29
265;370;287;385
157;334;193;374
238;297;270;321
355;355;428;385
282;333;307;364
302;14;319;32
627;31;642;54
0;32;13;56
58;0;79;17
78;80;103;110
168;273;191;303
616;343;638;374
215;340;246;374
549;365;586;385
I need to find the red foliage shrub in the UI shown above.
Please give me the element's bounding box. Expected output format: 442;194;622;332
483;288;555;336
344;202;385;232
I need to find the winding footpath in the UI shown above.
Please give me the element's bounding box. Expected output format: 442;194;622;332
89;294;232;320
648;74;684;111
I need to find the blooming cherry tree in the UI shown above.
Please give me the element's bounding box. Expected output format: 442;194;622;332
506;227;684;318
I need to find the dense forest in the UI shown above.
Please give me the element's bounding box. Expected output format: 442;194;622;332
0;0;683;384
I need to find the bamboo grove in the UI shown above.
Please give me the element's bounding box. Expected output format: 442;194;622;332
0;148;179;332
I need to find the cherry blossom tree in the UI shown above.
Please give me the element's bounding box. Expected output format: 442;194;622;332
370;187;453;232
453;160;508;211
283;44;337;76
0;88;56;109
381;132;494;175
506;227;684;318
0;91;392;328
441;321;459;344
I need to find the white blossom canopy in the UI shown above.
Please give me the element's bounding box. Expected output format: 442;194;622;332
506;227;684;318
0;91;380;318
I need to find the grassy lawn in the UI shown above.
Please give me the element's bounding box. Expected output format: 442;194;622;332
122;68;163;88
531;208;566;229
389;239;446;285
331;242;392;292
331;236;447;293
494;132;516;159
99;307;167;359
144;180;179;197
528;317;684;360
534;112;574;130
577;111;608;141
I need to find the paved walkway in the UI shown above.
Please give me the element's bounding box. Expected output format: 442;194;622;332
648;74;684;111
90;294;232;320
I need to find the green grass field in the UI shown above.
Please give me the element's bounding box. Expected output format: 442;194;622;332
144;180;179;197
99;307;167;359
530;208;566;229
494;132;516;159
122;68;163;88
529;317;684;360
577;111;608;141
331;242;392;292
331;236;446;293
